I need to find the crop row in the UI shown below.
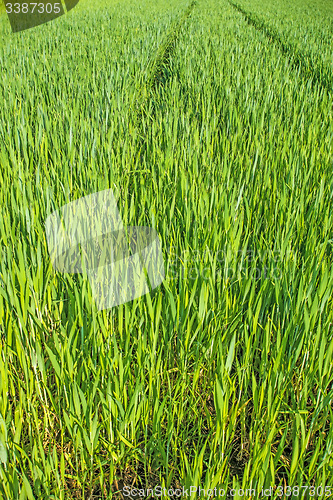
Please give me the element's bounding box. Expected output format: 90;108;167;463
133;0;197;142
229;0;333;94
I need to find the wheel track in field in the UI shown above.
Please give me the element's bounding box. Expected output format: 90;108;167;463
228;0;333;96
132;0;197;140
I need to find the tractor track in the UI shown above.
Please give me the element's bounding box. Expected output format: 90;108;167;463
229;0;333;96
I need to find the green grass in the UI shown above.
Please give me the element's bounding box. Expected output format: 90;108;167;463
230;0;333;92
0;0;333;498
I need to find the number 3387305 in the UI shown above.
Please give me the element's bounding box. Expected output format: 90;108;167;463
5;3;62;14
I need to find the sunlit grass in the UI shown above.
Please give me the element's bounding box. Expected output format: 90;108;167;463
231;0;333;92
0;0;333;498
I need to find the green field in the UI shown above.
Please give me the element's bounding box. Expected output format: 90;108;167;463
0;0;333;498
